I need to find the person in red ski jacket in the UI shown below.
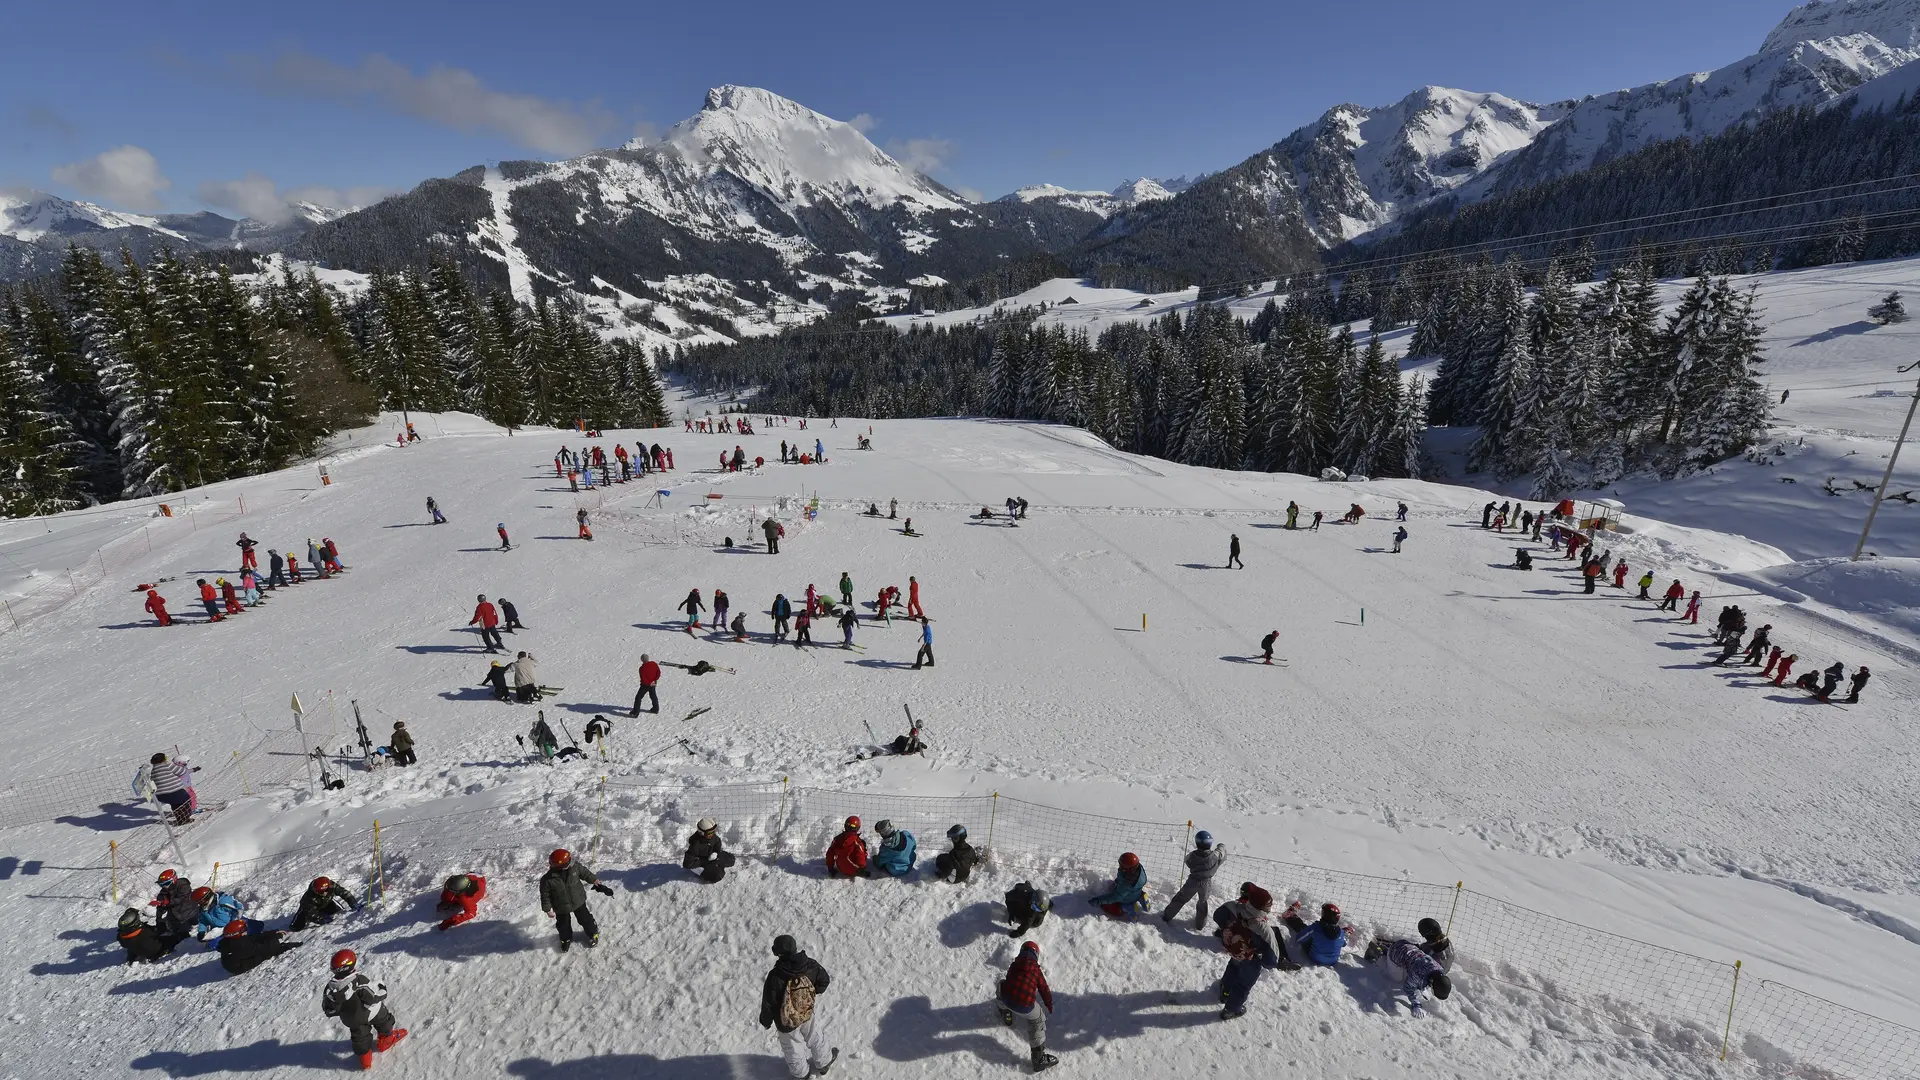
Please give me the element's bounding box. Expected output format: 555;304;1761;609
219;579;242;614
1612;561;1629;589
197;579;223;621
1682;591;1702;624
144;589;172;626
469;595;504;653
434;874;486;931
825;817;868;878
1772;653;1797;686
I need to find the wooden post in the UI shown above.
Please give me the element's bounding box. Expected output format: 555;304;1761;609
985;792;1001;861
1446;881;1463;934
1721;960;1743;1061
110;840;119;903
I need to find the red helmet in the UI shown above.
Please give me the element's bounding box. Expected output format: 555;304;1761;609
549;848;572;868
191;887;213;904
330;948;357;978
156;869;177;886
1320;902;1342;921
224;919;249;937
1118;852;1141;871
312;876;333;892
843;816;861;831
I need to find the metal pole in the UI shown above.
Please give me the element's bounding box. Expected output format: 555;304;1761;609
1852;361;1920;560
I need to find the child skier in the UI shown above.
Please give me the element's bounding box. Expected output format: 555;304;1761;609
322;949;406;1069
539;848;612;951
679;588;705;633
1260;631;1278;664
497;523;511;551
576;509;593;541
997;941;1058;1071
1090;852;1147;919
434;874;486;931
1162;831;1224;930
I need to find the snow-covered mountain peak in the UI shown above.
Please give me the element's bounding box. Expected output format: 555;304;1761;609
1110;177;1175;204
0;188;176;242
1764;0;1920;54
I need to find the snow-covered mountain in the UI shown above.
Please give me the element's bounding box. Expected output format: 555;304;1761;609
1000;177;1181;218
0;188;344;281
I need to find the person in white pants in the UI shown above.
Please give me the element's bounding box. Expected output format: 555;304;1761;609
760;935;837;1078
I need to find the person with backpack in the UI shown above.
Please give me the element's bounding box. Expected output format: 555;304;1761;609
1090;852;1148;919
1005;882;1051;938
539;848;613;951
824;817;869;878
434;874;487;930
760;935;837;1078
996;941;1059;1071
683;818;737;883
1161;831;1224;931
869;820;917;878
322;949;406;1069
934;824;977;884
1217;883;1280;1019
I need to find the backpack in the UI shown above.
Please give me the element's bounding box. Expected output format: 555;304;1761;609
1220;919;1259;962
779;973;816;1029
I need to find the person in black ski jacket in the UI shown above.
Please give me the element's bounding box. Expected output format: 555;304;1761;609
217;919;300;975
682;818;737;883
759;935;835;1078
152;870;203;938
539;848;613;950
480;661;511;702
1845;666;1871;703
323;950;405;1069
499;598;525;633
117;908;184;963
289;876;359;930
1005;881;1051;938
934;824;978;884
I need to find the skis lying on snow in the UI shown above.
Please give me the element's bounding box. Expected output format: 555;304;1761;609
682;706;712;722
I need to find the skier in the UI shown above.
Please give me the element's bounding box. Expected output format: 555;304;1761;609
1162;831;1224;931
771;593;793;639
1391;526;1408;553
1260;631;1278;665
712;588;730;631
267;548;287;588
434;874;487;931
1217;884;1280;1020
683;818;737;883
290;876;360;930
151;867;203;937
426;497;445;525
1635;571;1655;600
540;848;613;951
511;651;540;704
1845;666;1870;703
499;597;525;633
190;886;246;941
216;918;300;975
1660;579;1686;612
218;578;241;615
1309;511;1322;530
1396;502;1408;522
1281;901;1348;967
287;552;304;583
1005;882;1052;938
996;941;1059;1072
760;935;837;1080
1481;502;1495;528
1227;533;1243;569
307;539;328;578
869;820;917;878
239;567;261;606
145;754;198;826
806;583;818;616
731;611;748;642
387;722;415;767
824;816;868;878
912;620;934;670
497;523;511;551
1818;660;1847;700
470;595;504;653
678;588;705;633
1771;653;1798;687
1744;624;1774;665
1089;852;1148;919
1710;632;1743;666
906;576;925;620
143;588;172;627
1611;560;1628;589
838;572;853;608
528;715;560;760
1581;559;1600;594
1760;646;1785;678
117;907;184;964
631;654;662;716
934;824;977;884
763;516;781;554
1683;591;1702;624
1285;501;1300;529
794;607;813;648
481;661;511;702
196;579;223;621
323;949;406;1070
837;607;857;648
323;538;344;573
576;509;593;541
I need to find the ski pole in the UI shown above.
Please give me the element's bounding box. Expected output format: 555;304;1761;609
862;718;878;746
559;717;582;748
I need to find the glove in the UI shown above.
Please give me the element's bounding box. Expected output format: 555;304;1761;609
592;883;614;896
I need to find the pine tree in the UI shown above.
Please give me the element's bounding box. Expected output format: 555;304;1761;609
0;323;84;515
1468;271;1533;475
1869;291;1907;324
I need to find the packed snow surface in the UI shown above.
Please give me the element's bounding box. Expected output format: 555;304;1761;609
0;403;1915;1078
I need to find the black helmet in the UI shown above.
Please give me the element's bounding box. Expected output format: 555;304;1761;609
118;908;143;930
771;934;798;957
1430;973;1453;1000
1418;917;1444;941
947;824;967;840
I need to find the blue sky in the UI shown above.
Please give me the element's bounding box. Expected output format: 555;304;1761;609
3;0;1793;218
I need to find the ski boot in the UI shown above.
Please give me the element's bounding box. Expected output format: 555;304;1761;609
358;1052;375;1070
586;933;600;949
808;1048;839;1076
375;1029;406;1053
559;938;571;953
997;1005;1015;1027
1221;1007;1246;1020
1030;1047;1058;1072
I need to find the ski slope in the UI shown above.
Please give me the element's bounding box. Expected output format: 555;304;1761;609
0;409;1915;1079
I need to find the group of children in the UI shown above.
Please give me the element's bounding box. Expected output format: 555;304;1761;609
140;533;344;626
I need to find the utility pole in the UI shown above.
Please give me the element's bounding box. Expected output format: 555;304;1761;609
1852;358;1920;561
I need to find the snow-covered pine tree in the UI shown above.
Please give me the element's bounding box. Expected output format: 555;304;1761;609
1171;308;1245;470
1672;280;1770;468
1468;271;1533;475
1391;376;1429;479
6;285;116;503
986;326;1025;418
0;321;84;515
1869;291;1907;324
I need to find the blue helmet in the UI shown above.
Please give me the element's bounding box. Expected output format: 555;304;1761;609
1194;830;1214;848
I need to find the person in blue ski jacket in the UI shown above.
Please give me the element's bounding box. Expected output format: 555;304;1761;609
1281;901;1347;966
1090;853;1148;918
191;888;247;941
870;820;917;877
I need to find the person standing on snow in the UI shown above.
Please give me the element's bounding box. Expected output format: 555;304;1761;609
1285;501;1300;529
219;578;242;615
1636;571;1655;600
760;935;837;1079
196;579;223;621
771;594;793;640
1612;560;1629;589
912;620;934;669
434;874;487;931
837;607;857;648
1581;559;1600;594
576;509;594;541
1682;590;1702;624
631;654;662;716
144;588;172;627
470;595;504;653
838;572;853;609
540;848;613;951
731;611;748;641
1396;502;1409;522
996;941;1059;1071
1162;831;1224;930
499;597;525;633
1845;666;1870;703
762;517;781;554
1227;533;1244;569
322;950;407;1069
1771;652;1798;687
712;589;730;631
1391;526;1408;553
1217;883;1281;1019
679;588;705;633
906;576;925;620
1743;625;1774;665
236;533;258;571
793;606;813;648
496;523;512;551
266;548;287;588
1660;579;1685;611
426;497;445;525
1760;646;1785;678
239;567;261;606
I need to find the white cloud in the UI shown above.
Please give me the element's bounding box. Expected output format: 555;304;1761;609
954;186;985;203
848;113;878;134
51;145;171;212
198;173;390;223
885;137;954;176
246;51;614;156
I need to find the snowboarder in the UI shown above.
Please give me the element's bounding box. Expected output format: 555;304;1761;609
683;818;737;883
290;876;360;930
1259;631;1278;664
1090;852;1148;919
470;595;504;653
323;949;406;1070
217;918;299;975
236;533;258;570
1162;831;1224;931
825;817;868;878
1217;884;1280;1019
511;651;539;704
387;722;415;767
540;848;612;951
117;907;184;964
912;620;934;669
496;523;511;551
762;516;781;554
481;661;511;702
1660;579;1685;611
1369;937;1454;1014
996;941;1058;1071
144;754;198;826
760;935;837;1080
906;576;925;620
196;579;223;621
934;824;977;884
771;593;793;639
434;874;486;930
1391;526;1408;553
1005;882;1051;938
576;508;593;541
793;607;813;647
143;588;172;627
426;497;445;525
632;654;662;716
869;819;916;878
1845;666;1870;703
1227;533;1243;569
679;588;705;632
1281;901;1348;966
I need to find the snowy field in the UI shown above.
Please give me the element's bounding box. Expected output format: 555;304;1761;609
0;408;1916;1078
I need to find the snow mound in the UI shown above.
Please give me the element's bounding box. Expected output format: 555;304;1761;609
1738;556;1920;641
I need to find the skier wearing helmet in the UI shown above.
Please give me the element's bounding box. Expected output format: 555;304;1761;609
869;819;917;878
434;874;487;931
189;886;247;941
538;848;613;952
116;907;184;964
996;941;1058;1071
1090;853;1148;919
1281;901;1349;966
1370;937;1453;1014
322;949;406;1069
933;824;977;884
682;819;737;883
824;817;868;878
1162;830;1225;931
150;867;202;936
217;918;300;976
1216;883;1280;1019
289;876;359;931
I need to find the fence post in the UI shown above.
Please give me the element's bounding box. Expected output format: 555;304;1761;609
1184;820;1193;849
774;777;791;857
1446;881;1464;934
1721;960;1742;1061
590;776;606;859
110;840;118;903
68;569;77;597
232;750;252;796
368;820;383;905
985;792;1000;859
210;861;220;888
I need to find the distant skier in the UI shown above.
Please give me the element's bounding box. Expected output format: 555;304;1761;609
496;523;511;551
1660;580;1685;612
1845;666;1870;703
434;873;487;930
771;593;793;639
906;576;925;620
143;588;172;627
869;820;917;878
1760;646;1785;678
1396;502;1408;521
837;608;857;647
1391;526;1408;553
1818;660;1847;700
426;496;445;525
540;848;612;951
1710;633;1743;665
683;818;737;883
912;620;934;669
934;824;977;884
679;588;705;632
266;548;286;588
1005;881;1051;938
760;935;837;1079
323;949;406;1070
838;572;853;608
1771;653;1797;687
1090;852;1147;919
576;508;593;541
1743;624;1773;665
825;816;868;878
888;498;898;519
762;516;781;554
1285;501;1299;529
1161;831;1224;931
996;941;1059;1071
498;597;525;633
1635;571;1655;600
470;595;504;653
1227;533;1243;569
712;588;731;631
1310;511;1322;530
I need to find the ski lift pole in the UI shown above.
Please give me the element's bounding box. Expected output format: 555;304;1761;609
1852;359;1920;560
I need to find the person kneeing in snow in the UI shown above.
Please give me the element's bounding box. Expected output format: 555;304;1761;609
323;949;406;1070
934;824;977;884
683;818;737;883
434;874;486;931
1005;882;1051;938
824;817;869;878
1090;852;1148;919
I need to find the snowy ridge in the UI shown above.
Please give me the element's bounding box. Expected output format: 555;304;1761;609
0;188;187;243
999;178;1180;219
1764;0;1920;52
